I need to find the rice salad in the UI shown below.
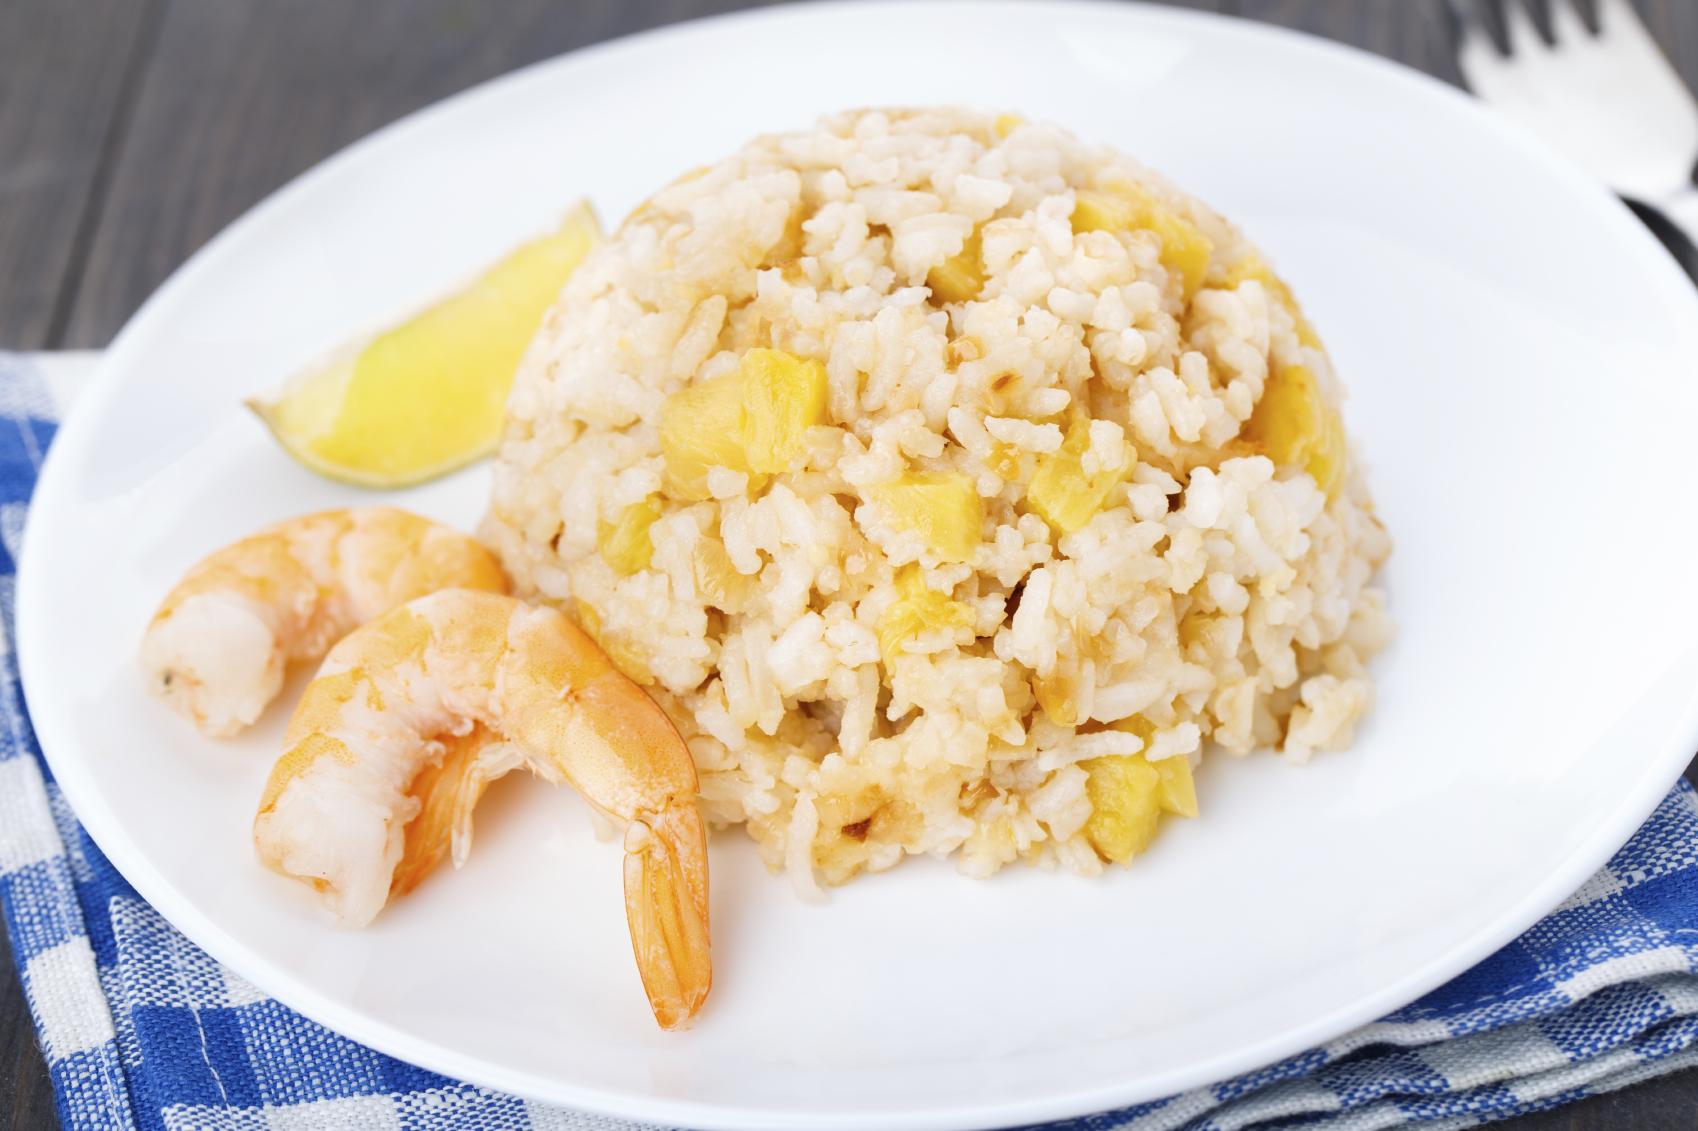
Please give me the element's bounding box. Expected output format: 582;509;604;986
482;107;1394;900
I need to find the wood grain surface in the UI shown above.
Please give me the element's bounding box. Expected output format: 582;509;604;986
0;0;161;349
3;1;1697;1128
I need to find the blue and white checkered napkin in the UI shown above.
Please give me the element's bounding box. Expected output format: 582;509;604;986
5;351;1698;1131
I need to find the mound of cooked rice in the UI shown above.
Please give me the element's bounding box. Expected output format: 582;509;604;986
483;107;1394;900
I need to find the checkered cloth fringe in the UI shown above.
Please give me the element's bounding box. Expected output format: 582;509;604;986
4;351;1698;1131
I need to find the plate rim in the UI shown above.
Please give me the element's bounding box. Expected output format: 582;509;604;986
19;1;1698;1127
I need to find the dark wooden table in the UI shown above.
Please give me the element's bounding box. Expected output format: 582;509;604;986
6;1;1698;1127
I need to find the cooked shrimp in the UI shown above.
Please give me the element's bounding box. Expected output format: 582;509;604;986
140;508;508;737
252;588;711;1030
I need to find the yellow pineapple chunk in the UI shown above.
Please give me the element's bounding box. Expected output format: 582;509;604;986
1082;754;1161;863
1152;753;1199;819
1221;254;1323;349
1244;365;1321;466
660;348;826;495
1306;402;1346;501
692;536;753;614
1242;364;1345;500
876;564;975;669
1026;417;1134;534
927;228;986;304
659;371;756;499
596;497;662;576
740;348;828;472
1110;713;1199;814
1082;750;1198;863
1110;713;1156;745
573;599;651;686
573;598;601;640
1074;184;1214;299
1071;190;1139;235
1136;194;1213;301
867;471;984;561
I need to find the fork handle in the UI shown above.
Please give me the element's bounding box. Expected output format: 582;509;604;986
1656;191;1698;247
1623;195;1698;286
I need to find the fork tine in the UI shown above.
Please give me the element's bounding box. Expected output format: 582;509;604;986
1548;0;1593;47
1445;0;1510;59
1521;0;1556;45
1449;0;1511;93
1500;0;1547;57
1475;0;1512;56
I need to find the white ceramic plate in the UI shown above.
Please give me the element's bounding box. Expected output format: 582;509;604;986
20;2;1698;1127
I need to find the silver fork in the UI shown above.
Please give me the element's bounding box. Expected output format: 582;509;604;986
1450;0;1698;243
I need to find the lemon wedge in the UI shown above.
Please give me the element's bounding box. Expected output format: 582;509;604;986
249;200;600;488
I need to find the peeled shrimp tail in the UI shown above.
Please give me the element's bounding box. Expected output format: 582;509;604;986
255;588;712;1029
624;800;712;1030
141;507;507;737
507;607;713;1030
